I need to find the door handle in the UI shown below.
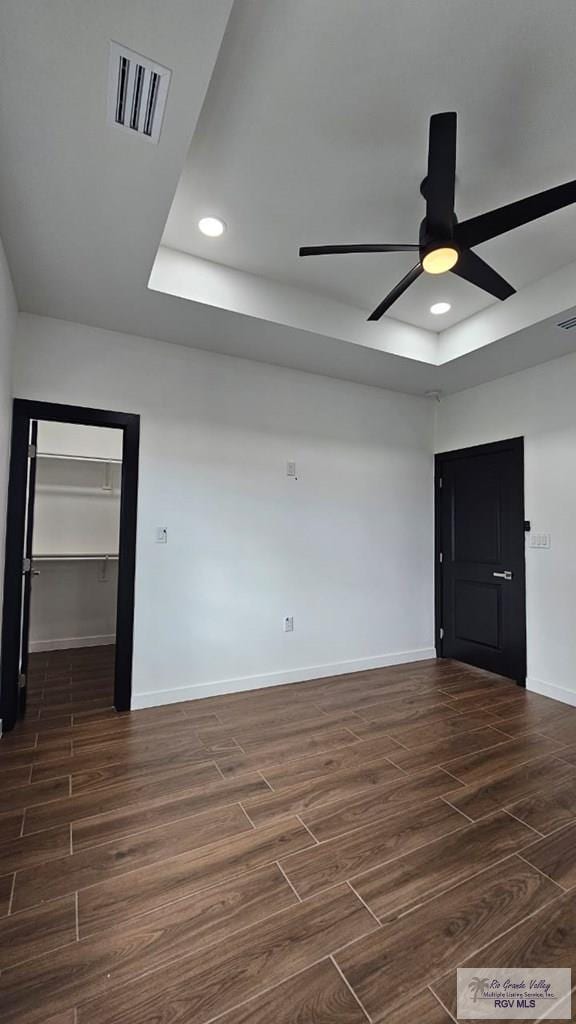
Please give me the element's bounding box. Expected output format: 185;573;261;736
493;570;513;580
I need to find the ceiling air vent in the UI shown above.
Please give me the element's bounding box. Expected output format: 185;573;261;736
556;314;576;330
107;42;171;144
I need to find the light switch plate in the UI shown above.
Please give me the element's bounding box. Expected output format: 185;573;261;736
155;527;168;544
529;532;551;549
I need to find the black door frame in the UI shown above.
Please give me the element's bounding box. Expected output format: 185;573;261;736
1;399;140;731
434;436;527;684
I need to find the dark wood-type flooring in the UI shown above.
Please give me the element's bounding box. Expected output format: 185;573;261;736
2;649;576;1022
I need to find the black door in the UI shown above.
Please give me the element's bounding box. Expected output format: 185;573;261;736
18;420;39;717
436;437;526;683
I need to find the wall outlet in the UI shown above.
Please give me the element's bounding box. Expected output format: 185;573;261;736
155;527;168;544
283;615;294;632
529;532;551;549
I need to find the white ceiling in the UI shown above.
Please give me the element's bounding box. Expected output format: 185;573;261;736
164;0;576;332
1;0;576;396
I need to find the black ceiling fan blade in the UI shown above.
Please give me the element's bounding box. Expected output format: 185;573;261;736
452;249;515;300
425;111;457;233
456;178;576;249
299;243;419;256
367;264;423;321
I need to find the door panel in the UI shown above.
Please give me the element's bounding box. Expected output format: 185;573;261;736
437;438;526;683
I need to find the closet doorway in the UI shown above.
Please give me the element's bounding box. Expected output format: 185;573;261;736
1;400;139;733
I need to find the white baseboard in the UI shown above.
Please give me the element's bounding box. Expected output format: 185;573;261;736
29;634;116;653
131;647;437;710
526;675;576;708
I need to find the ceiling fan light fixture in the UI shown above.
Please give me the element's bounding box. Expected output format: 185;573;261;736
422;245;459;275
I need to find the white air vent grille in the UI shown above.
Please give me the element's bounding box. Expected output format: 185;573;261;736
107;42;171;144
557;314;576;330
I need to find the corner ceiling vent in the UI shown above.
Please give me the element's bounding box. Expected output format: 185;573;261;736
556;314;576;330
107;42;171;144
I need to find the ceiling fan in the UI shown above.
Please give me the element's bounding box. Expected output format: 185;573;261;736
299;111;576;320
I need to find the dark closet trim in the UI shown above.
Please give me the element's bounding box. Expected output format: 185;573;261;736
1;399;140;731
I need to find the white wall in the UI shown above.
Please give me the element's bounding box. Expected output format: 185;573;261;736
29;561;118;652
0;235;17;632
436;351;576;707
15;313;435;707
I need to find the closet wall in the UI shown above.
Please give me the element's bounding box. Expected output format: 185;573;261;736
30;422;122;652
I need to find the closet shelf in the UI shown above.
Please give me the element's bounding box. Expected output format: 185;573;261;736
32;553;119;562
37;452;122;465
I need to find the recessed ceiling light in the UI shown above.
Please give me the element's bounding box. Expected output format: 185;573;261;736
430;301;451;316
198;216;226;238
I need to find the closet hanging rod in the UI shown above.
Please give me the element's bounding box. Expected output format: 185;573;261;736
37;453;122;465
32;553;119;562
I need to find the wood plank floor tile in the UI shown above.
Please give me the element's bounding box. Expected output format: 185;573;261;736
335;857;560;1022
0;765;32;791
439;677;514;697
314;683;453;715
447;691;527;714
489;707;573;739
0;746;39;770
208;959;369;1024
430;890;576;1019
507;772;576;835
356;695;457;721
301;767;463;841
216;727;359;776
0;895;76;970
243;755;404;827
1;865;297;1024
32;741;221;786
352;809;536;921
31;731;235;783
438;734;563;785
351;704;462;739
13;804;252;913
0;873;14;916
379;711;499;748
0;775;70;816
521;821;576;889
379;987;454;1024
69;751;250;798
76;885;376;1024
259;734;404;790
73;771;271;851
0;824;70;876
533;718;576;746
50;714;222;751
78;816;315;936
44;1012;76;1024
386;726;509;773
14;715;73;737
0;810;24;842
23;761;221;834
443;755;576;821
281;798;465;899
198;713;362;750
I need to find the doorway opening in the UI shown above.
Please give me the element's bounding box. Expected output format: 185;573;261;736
1;400;139;733
435;437;527;684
